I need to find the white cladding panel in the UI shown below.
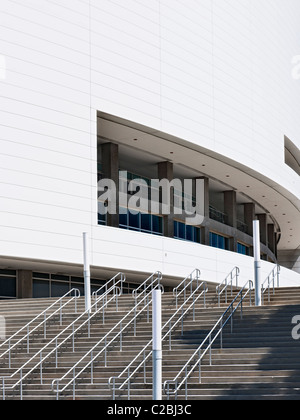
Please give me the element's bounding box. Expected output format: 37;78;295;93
0;0;299;281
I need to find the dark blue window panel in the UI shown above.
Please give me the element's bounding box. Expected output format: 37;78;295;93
141;213;151;232
129;211;140;229
152;215;163;234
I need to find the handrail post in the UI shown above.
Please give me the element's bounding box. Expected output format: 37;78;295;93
198;350;202;383
143;350;146;383
253;220;262;307
73;367;76;400
75;289;78;314
20;368;23;401
220;317;223;349
152;289;162;401
55;338;58;368
27;325;29;354
44;312;46;339
40;351;43;384
185;367;188;400
103;298;105;324
193;293;195;321
83;232;91;313
2;378;5;401
91;351;93;384
112;378;116;401
60;300;62;326
8;339;11;369
209;335;212;366
120;322;122;351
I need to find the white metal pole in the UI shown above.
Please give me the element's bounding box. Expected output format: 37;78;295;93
152;289;162;400
83;232;91;313
253;220;262;307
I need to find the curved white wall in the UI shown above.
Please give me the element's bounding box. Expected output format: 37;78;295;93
0;0;299;284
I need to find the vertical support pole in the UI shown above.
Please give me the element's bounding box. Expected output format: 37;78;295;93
253;220;262;307
152;289;162;401
83;232;91;313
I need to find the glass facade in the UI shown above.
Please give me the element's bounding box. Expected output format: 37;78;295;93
174;221;201;244
237;242;250;256
96;167;277;262
209;232;230;251
32;272;140;299
119;208;163;236
0;269;16;299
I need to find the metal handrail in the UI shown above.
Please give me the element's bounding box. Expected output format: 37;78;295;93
92;272;126;310
0;288;80;369
261;265;281;304
132;271;162;300
173;269;201;309
216;267;240;307
0;276;124;400
164;280;253;400
108;280;208;400
52;273;163;400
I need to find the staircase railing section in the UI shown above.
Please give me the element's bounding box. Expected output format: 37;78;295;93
261;265;281;305
216;267;240;307
51;272;163;400
173;269;201;309
92;272;126;312
0;274;125;400
164;280;253;400
0;288;80;370
132;271;162;300
108;269;206;400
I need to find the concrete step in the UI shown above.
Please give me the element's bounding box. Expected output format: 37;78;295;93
1;285;300;400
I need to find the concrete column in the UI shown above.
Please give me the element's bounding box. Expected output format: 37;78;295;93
229;236;238;253
267;224;275;254
101;143;119;228
224;190;237;228
244;203;255;236
257;214;267;246
200;177;210;246
197;177;209;218
17;270;33;299
158;161;174;238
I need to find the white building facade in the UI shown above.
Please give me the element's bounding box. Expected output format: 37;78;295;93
0;0;299;299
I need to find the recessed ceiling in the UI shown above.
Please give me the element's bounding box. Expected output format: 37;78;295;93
98;113;300;251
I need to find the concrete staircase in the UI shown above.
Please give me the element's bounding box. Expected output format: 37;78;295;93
0;287;300;400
